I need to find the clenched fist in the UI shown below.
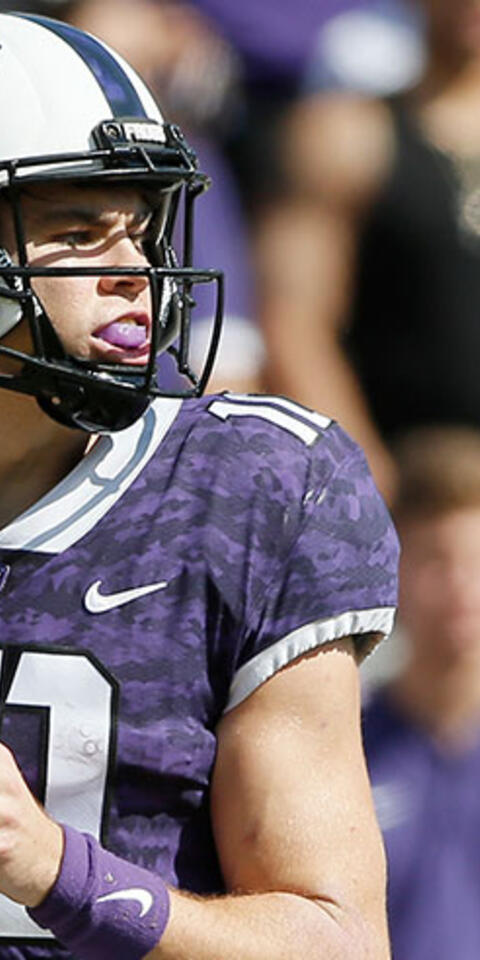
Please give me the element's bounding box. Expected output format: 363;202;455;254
0;743;63;908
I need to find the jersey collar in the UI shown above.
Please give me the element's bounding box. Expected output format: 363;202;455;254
0;398;181;554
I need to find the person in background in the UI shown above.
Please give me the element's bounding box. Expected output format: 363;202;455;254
183;0;355;210
363;426;480;960
256;0;480;502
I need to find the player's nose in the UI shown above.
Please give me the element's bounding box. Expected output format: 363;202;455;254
97;233;150;298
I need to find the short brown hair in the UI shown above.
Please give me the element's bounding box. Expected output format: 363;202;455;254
392;426;480;520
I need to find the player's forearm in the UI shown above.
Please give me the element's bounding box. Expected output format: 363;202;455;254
148;887;391;960
25;825;389;960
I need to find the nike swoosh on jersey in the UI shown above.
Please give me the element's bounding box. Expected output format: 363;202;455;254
84;578;168;613
96;887;154;917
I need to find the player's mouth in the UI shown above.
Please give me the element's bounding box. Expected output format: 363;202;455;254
91;312;151;365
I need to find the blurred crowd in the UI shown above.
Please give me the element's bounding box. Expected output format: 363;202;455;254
5;0;480;957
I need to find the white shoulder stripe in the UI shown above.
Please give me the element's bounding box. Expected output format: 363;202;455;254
225;393;331;430
209;400;320;446
224;607;396;713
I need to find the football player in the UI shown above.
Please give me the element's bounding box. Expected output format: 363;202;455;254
0;12;398;960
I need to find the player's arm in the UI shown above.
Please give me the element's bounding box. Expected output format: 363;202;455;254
153;637;390;960
257;93;396;500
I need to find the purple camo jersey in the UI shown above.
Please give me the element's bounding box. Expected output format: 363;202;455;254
363;688;480;960
0;393;398;958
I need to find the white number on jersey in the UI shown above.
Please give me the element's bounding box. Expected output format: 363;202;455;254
0;647;116;941
208;394;331;446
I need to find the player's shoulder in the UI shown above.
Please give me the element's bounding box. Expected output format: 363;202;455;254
174;391;365;497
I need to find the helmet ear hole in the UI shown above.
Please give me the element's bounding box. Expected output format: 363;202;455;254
0;247;23;338
0;247;62;352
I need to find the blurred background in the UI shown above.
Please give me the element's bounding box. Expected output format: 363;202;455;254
4;2;480;957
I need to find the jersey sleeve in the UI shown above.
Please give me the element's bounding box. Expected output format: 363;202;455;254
225;427;399;712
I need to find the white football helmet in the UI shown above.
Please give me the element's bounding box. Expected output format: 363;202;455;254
0;12;223;431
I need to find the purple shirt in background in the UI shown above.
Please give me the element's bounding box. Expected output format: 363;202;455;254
190;0;356;89
191;0;422;94
363;688;480;960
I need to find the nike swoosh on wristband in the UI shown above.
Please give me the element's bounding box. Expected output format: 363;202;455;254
84;578;168;613
96;887;154;917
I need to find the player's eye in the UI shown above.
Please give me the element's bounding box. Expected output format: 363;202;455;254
50;229;99;250
47;214;154;253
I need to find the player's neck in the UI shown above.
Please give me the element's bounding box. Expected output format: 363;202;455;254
391;656;480;749
0;392;89;529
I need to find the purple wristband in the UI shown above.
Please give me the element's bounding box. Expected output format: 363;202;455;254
28;825;170;960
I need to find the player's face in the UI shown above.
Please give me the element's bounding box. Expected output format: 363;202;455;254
0;183;155;367
399;507;480;666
